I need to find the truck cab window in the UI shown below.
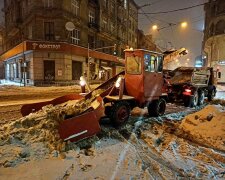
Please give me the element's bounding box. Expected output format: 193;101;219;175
126;56;141;74
157;56;163;72
144;54;157;72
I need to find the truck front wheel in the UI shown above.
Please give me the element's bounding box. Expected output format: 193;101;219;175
148;98;166;117
110;101;130;126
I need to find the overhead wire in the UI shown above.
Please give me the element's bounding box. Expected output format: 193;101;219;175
138;3;206;15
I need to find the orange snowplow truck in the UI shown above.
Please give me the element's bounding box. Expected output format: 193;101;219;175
21;48;168;142
104;48;168;126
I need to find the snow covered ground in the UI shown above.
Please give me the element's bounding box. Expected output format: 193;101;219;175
0;84;225;179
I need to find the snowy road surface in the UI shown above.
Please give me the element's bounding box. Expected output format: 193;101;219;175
0;85;225;179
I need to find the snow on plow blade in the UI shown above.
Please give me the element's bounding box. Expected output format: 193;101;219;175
58;96;105;142
21;94;83;116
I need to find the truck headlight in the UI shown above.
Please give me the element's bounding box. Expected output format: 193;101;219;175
80;76;86;86
115;77;122;88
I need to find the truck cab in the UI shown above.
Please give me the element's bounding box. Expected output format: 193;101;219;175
124;49;165;106
105;49;168;126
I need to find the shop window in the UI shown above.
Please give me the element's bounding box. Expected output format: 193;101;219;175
16;62;19;78
44;22;55;40
71;0;79;16
26;61;30;79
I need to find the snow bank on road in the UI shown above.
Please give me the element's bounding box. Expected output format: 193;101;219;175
179;105;225;151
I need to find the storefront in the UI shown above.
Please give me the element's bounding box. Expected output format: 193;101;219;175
0;41;124;86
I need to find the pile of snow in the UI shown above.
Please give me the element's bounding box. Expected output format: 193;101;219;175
179;105;225;151
0;96;96;167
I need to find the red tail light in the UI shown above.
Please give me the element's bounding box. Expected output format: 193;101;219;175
185;89;191;93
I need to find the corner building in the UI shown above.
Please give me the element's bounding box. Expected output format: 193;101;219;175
1;0;138;85
203;0;225;83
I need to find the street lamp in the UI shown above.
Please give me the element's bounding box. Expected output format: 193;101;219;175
151;21;188;31
152;25;158;31
181;21;188;28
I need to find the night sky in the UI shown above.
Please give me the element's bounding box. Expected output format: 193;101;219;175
136;0;208;66
0;0;207;65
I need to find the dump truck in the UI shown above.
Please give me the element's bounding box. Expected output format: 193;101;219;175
167;67;217;107
21;48;168;142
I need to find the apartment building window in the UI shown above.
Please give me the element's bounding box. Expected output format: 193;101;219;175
71;29;80;45
71;0;79;16
44;22;55;40
89;10;95;23
43;0;53;8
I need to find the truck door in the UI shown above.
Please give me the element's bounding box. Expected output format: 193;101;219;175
144;54;164;99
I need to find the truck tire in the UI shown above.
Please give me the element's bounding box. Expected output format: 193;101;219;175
183;91;198;107
198;91;205;105
104;106;112;117
110;101;130;126
148;98;166;117
208;89;216;101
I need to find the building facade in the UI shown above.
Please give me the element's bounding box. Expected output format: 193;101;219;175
203;0;225;83
1;0;138;85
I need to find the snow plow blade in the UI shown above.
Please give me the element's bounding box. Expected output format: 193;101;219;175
58;96;105;142
21;94;83;116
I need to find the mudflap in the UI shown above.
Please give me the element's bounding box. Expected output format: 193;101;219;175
21;94;83;116
58;96;105;142
58;110;101;142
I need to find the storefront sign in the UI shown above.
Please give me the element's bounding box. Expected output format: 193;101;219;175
31;43;61;50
